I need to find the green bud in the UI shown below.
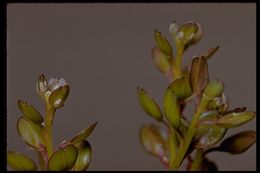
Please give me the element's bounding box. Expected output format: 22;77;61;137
139;124;168;162
163;87;180;129
151;47;172;76
203;80;224;100
137;87;163;121
36;74;47;98
169;77;192;100
154;30;173;56
174;21;202;49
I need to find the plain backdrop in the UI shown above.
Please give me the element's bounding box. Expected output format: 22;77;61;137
7;3;256;171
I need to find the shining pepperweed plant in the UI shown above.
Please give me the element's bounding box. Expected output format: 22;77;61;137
7;74;97;171
137;21;256;171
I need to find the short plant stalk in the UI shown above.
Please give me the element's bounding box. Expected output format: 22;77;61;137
172;45;184;79
170;97;208;170
190;149;204;171
44;104;56;158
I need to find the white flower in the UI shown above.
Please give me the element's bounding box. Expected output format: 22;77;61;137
36;74;70;108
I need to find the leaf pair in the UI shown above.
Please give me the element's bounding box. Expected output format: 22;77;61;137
47;141;92;171
48;121;97;171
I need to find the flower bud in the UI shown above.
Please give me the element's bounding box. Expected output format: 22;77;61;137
203;80;224;101
154;30;173;56
172;21;202;49
36;74;47;98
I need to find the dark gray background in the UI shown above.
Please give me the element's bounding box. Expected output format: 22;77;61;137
7;3;256;171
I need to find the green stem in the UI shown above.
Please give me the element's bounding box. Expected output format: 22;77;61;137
169;97;208;170
44;104;56;158
190;149;204;171
172;44;184;80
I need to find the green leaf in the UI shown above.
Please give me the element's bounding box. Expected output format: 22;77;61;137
163;87;181;129
218;130;256;154
215;111;255;128
195;111;226;149
17;117;44;149
49;86;70;109
137;87;163;121
72;140;92;171
154;30;172;56
151;47;172;75
139;124;168;162
189;56;209;95
169;77;192;100
17;100;43;124
7;151;37;171
48;145;78;171
203;46;220;61
70;122;98;145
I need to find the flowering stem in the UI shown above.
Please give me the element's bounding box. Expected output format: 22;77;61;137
190;149;204;171
169;97;208;170
43;103;56;158
172;44;184;80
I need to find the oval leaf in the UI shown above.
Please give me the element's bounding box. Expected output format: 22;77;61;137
139;124;168;162
154;30;172;56
215;111;255;128
218;130;256;154
18;100;43;124
7;151;37;171
189;56;209;95
151;47;171;75
163;87;180;129
137;87;163;121
195;111;226;149
169;77;192;100
70;122;98;145
48;145;78;171
17;117;44;149
72;140;92;171
49;86;70;109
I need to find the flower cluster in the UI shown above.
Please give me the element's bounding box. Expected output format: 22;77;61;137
7;74;97;171
137;21;256;171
